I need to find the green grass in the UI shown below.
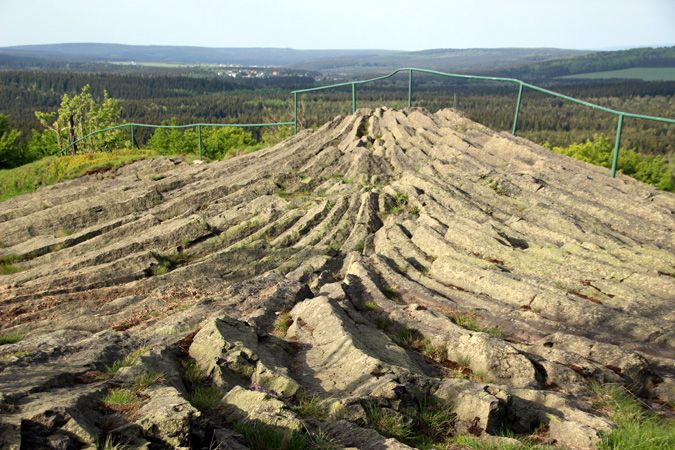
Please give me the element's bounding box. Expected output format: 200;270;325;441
0;330;25;345
186;386;223;411
181;359;208;388
105;347;148;374
561;67;675;82
273;311;294;337
363;402;414;442
0;149;161;202
0;255;23;275
132;369;164;390
292;392;330;420
102;388;138;406
236;421;308;450
363;300;379;311
593;383;675;449
148;250;191;276
450;435;553;449
97;436;127;450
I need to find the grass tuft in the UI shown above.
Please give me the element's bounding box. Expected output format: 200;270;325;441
0;331;25;345
0;255;23;275
102;388;138;406
273;311;294;337
132;369;164;391
187;386;223;411
363;402;413;442
105;347;148;374
592;383;675;449
292;392;330;420
236;421;307;450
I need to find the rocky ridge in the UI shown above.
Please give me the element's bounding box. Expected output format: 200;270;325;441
0;107;673;449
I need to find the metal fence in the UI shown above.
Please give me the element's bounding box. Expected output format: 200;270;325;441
61;67;675;179
292;67;675;178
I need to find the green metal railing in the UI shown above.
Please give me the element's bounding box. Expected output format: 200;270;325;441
61;67;674;180
61;121;294;159
291;67;675;178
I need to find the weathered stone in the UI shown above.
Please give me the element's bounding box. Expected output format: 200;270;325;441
220;385;301;431
134;385;200;448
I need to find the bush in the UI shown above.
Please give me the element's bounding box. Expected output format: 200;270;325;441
548;134;674;191
35;84;124;154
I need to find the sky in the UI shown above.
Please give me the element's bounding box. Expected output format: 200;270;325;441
0;0;673;50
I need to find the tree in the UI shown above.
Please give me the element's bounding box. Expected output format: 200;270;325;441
35;84;124;154
0;114;23;169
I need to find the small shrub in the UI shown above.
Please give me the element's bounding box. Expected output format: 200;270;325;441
0;331;25;345
417;396;455;442
548;134;674;192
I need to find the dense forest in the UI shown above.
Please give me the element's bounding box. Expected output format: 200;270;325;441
491;46;675;80
3;69;672;156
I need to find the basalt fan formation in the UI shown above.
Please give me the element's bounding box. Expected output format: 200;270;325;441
0;108;673;449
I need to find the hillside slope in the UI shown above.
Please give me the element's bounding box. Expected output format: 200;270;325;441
0;108;673;449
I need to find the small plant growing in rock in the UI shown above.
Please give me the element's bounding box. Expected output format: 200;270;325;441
381;285;402;302
180;359;207;387
421;339;447;362
375;316;394;331
105;347;148;374
102;388;138;407
272;311;294;337
449;312;480;332
96;436;126;450
354;239;365;253
187;386;223;411
292;392;330;420
0;331;25;345
132;369;164;391
236;420;307;450
363;300;379;311
363;402;413;442
0;255;23;275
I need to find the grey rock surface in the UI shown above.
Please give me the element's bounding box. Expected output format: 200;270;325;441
1;107;673;449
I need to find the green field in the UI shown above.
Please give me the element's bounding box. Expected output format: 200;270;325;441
561;67;675;81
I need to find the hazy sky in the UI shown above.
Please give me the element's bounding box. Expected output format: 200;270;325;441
0;0;673;50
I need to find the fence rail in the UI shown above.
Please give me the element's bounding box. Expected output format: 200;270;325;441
61;121;295;160
61;67;675;179
292;67;675;178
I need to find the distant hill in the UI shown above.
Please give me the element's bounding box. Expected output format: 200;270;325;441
286;47;591;75
0;43;589;75
0;43;398;67
492;46;675;80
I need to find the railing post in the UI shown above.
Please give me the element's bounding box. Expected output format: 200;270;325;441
351;83;356;114
512;83;523;135
293;92;298;134
197;125;202;161
611;114;623;178
130;125;135;148
408;69;413;108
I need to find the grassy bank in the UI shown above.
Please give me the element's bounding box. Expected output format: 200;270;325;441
0;149;161;202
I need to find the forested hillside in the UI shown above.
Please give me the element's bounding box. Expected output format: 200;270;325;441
493;46;675;80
